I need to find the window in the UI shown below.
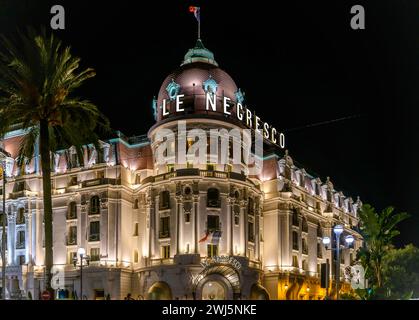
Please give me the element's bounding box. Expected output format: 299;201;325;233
68;251;77;265
292;255;299;268
292;209;299;226
16;208;25;224
18;255;25;265
69;175;78;186
234;215;239;226
133;199;139;209
96;170;105;179
184;212;190;223
67;226;77;245
133;223;139;236
248;197;254;215
206;163;215;171
159;191;170;210
207;215;220;233
90;196;100;215
315;183;320;196
67;202;77;220
70;153;79;168
299;172;305;188
89;221;100;241
207;244;218;258
16;230;25;249
207;188;220;208
317;223;323;238
159;216;170;238
161;245;170;259
90;248;100;261
134;250;139;263
317;241;322;258
292;231;299;251
302;259;307;271
302;217;308;233
302;238;308;255
248;221;255;242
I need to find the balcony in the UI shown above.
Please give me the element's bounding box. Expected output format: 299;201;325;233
16;242;25;250
66;211;77;220
66;237;77;246
88;233;100;242
81;178;120;188
159;231;170;239
145;169;247;184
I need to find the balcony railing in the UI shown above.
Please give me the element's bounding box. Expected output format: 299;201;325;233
66;211;77;220
81;178;119;188
145;169;247;184
66;237;77;246
88;234;100;242
159;231;170;239
16;242;25;249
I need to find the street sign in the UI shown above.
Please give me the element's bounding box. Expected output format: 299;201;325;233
41;290;52;300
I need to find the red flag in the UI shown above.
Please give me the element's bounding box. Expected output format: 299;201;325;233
199;231;210;243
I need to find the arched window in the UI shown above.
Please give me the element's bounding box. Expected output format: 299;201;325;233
207;188;220;208
90;196;100;215
134;199;139;209
159;191;170;210
67;202;77;220
302;217;308;233
292;209;299;227
292;231;299;250
317;223;323;238
16;208;25;224
248;197;254;215
317;241;322;258
302;238;308;254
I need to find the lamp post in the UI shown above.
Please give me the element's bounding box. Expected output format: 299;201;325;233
73;247;89;300
322;225;354;300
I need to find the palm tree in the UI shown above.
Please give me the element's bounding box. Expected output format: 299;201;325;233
0;29;109;297
357;204;409;289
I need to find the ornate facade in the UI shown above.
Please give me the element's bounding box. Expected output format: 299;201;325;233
0;39;362;300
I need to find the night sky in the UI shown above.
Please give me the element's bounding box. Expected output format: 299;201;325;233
1;0;418;247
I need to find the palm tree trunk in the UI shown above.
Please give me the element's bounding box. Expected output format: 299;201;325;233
39;120;54;298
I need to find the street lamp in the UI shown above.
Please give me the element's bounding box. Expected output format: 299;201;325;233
73;247;90;300
322;225;354;300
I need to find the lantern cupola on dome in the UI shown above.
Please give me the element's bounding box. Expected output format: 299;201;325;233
181;39;218;67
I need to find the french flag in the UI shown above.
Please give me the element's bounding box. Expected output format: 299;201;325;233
189;6;200;22
199;230;222;244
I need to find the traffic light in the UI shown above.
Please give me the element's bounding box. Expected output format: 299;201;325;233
320;260;329;288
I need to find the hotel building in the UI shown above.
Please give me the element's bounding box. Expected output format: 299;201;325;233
0;39;362;300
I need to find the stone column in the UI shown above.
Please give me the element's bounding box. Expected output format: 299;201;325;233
240;199;248;257
145;192;154;260
193;195;199;254
24;209;32;264
227;197;234;256
176;196;183;255
7;210;16;265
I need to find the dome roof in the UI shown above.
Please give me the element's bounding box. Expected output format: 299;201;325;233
155;40;241;122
